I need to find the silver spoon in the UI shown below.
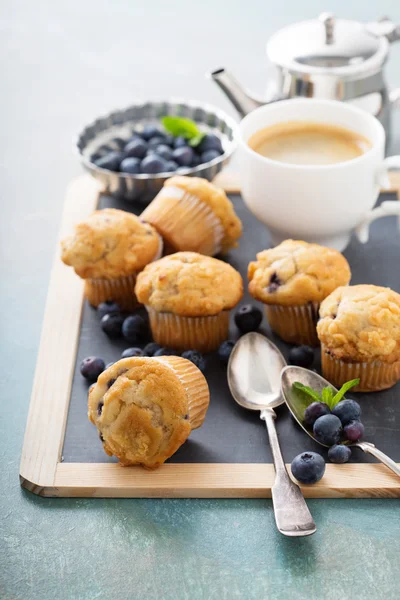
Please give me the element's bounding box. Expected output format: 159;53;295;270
228;332;316;537
281;366;400;477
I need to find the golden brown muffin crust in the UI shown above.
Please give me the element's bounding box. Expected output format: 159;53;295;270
61;208;161;279
248;239;351;306
317;285;400;363
135;251;243;316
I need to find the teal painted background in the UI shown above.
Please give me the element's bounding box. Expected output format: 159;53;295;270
1;1;400;598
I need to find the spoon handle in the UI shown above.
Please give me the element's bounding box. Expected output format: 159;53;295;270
260;408;316;537
354;442;400;477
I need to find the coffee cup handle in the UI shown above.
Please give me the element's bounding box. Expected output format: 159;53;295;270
355;156;400;243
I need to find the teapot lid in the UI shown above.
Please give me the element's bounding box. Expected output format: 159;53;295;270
267;13;389;78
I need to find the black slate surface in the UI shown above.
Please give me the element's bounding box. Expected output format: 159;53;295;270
62;191;400;465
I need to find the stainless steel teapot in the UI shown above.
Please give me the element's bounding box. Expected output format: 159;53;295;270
211;13;400;142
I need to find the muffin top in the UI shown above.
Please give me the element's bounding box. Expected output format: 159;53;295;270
61;208;161;279
162;176;242;252
317;285;400;363
88;356;206;468
248;239;351;306
135;251;243;316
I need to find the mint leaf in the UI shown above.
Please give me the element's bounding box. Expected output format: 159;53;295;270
321;386;337;410
292;382;322;403
161;116;201;140
189;132;206;147
330;378;360;407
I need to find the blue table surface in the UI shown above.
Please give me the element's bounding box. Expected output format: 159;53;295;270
1;1;400;598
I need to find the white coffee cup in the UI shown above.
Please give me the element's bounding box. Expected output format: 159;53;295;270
237;98;400;250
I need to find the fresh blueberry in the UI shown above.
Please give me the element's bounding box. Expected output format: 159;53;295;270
163;160;179;172
141;126;164;141
124;138;148;159
95;151;125;172
140;155;168;174
148;136;167;150
101;313;125;338
122;315;148;344
121;347;145;359
198;133;223;154
181;350;206;373
201;149;221;163
80;356;105;382
313;414;342;446
344;420;365;442
173;136;188;149
90;152;102;164
172;146;194;166
234;304;263;333
153;347;179;356
288;346;314;368
144;342;162;357
164;134;175;147
332;399;361;426
153;144;173;161
97;301;121;319
110;137;126;150
192;154;202;167
218;340;235;364
120;157;141;174
328;444;352;464
303;402;331;428
291;452;326;484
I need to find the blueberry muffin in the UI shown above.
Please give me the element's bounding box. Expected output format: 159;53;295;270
88;356;210;468
61;208;162;310
248;240;351;346
135;251;243;352
141;176;242;256
317;285;400;391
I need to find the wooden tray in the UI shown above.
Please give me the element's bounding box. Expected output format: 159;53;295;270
20;173;400;498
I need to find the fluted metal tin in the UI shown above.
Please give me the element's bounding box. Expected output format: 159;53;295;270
76;99;238;203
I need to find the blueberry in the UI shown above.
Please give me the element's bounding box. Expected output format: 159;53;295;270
121;347;145;359
120;157;141;174
313;414;342;446
288;346;314;368
164;134;175;147
144;342;162;356
151;144;172;161
148;136;167;150
153;347;179;356
344;420;365;442
201;149;221;163
124;138;148;159
110;137;126;150
163;160;179;172
122;315;148;343
328;444;352;464
192;154;202;167
234;304;263;333
332;399;361;426
198;133;223;154
172;146;194;167
97;301;121;319
140;155;168;174
80;356;105;382
291;452;325;484
303;402;331;428
181;350;206;373
141;126;164;141
173;136;188;149
95;151;125;172
101;313;125;338
218;340;235;364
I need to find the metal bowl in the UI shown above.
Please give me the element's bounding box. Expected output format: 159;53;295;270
76;99;238;203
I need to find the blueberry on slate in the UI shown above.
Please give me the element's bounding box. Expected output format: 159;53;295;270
198;133;223;154
173;146;194;166
148;136;167;150
121;347;145;359
95;151;125;172
201;149;221;163
288;346;314;368
218;340;235;364
144;342;162;357
120;157;141;174
80;356;105;382
328;444;352;464
154;144;173;161
344;420;365;442
332;399;361;426
141;126;164;141
122;315;148;344
174;136;188;149
303;402;331;428
181;350;206;373
313;414;342;446
97;301;121;319
291;452;326;484
234;304;263;334
140;155;168;174
163;160;179;172
124;138;148;159
101;313;125;338
153;347;179;356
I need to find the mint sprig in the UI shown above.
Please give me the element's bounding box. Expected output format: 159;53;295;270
161;116;205;147
293;378;359;411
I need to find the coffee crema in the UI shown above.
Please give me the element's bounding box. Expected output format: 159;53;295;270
248;121;371;166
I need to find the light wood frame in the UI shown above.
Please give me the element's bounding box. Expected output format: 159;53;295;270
20;173;400;498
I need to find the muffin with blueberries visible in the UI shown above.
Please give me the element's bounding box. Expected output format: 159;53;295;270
248;239;351;346
135;251;243;352
88;355;210;468
61;208;162;310
317;284;400;392
141;176;242;256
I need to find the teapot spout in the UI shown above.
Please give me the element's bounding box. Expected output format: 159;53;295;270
209;68;265;117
